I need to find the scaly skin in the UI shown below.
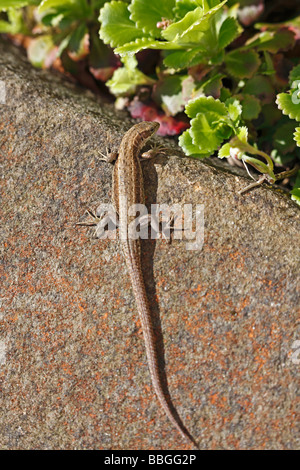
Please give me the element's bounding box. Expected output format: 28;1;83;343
78;121;197;447
113;122;196;447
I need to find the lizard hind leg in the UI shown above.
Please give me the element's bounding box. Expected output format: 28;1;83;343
94;203;118;239
76;206;118;239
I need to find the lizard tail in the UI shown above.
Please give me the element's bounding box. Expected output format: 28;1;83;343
124;242;198;449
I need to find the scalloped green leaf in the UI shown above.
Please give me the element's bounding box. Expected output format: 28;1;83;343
234;94;261;120
185;95;228;119
245;29;295;53
225;49;261;79
162;0;226;45
294;127;300;147
189;113;227;153
178;129;210;157
163;48;203;69
218;16;241;49
242;75;274;104
217;121;233;140
236;126;248;143
115;36;177;56
99;1;144;48
276;92;300;122
129;0;176;37
225;97;242;124
161;6;202;41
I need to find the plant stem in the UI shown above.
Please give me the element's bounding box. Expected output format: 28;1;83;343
274;165;300;181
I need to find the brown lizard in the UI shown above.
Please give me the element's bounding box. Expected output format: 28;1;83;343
78;121;197;448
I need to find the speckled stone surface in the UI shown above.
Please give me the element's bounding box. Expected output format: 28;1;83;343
0;40;299;450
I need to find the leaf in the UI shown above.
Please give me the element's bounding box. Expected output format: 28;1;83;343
259;104;281;129
241;95;261;120
190;112;228;153
0;20;11;33
163;48;203;69
129;0;176;37
99;1;144;48
27;35;55;68
291;187;300;205
236;126;248;142
276;92;300;122
260;50;275;76
185;95;228;119
56;34;71;56
218;16;241;49
182;77;235;156
89;30;119;81
225;97;242;124
245;29;295;53
294;127;300;147
162;1;226;45
38;0;76;13
225;49;261;79
68;23;88;53
234;93;261;120
92;0;107;8
242;75;274;104
0;0;35;8
203;0;222;11
173;0;199;19
218;142;231;158
115;36;177;56
161;6;201;42
178;129;210;157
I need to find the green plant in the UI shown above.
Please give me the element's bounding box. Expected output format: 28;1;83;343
98;0;300;200
1;0;299;203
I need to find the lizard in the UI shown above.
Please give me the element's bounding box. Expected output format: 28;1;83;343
77;121;197;448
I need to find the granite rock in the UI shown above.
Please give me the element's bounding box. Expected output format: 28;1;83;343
0;40;299;450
